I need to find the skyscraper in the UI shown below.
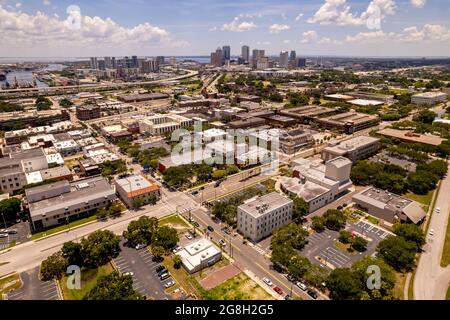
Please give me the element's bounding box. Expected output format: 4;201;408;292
252;49;265;69
222;46;231;62
298;58;306;68
104;57;112;69
111;57;116;68
90;57;98;69
211;47;223;67
289;51;297;62
156;56;165;66
280;51;289;68
132;56;138;68
241;45;250;63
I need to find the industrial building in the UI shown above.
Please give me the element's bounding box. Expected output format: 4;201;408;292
237;192;293;242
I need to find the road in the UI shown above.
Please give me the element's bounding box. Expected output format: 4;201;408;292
413;162;450;300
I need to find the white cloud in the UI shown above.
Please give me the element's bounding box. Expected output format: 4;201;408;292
411;0;426;8
283;39;292;44
345;30;395;43
256;41;271;46
222;17;257;32
269;24;290;34
15;2;21;8
43;0;51;5
208;26;217;32
308;0;396;26
295;13;304;21
317;37;343;45
301;30;318;43
0;5;185;53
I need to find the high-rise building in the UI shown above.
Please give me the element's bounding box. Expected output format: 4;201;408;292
279;51;289;68
289;51;297;62
210;48;223;67
132;56;138;68
298;58;306;68
111;57;117;68
256;57;269;70
222;45;231;63
90;57;98;69
252;49;265;68
104;57;112;69
141;59;159;73
97;60;106;70
241;45;250;63
156;56;165;66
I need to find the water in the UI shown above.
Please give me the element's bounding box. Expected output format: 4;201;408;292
0;63;66;88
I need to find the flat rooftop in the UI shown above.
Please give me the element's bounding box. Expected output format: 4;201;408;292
348;99;384;106
324;136;380;154
239;192;292;218
280;105;334;118
378;128;444;146
280;176;328;202
413;92;447;98
177;238;221;272
319;112;379;125
115;174;159;197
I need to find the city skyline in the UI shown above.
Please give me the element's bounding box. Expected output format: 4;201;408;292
0;0;449;57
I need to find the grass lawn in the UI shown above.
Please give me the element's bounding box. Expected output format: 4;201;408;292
334;241;357;255
260;179;276;193
366;215;380;225
393;272;407;300
0;273;22;299
60;263;114;300
446;286;450;300
159;214;190;234
32;215;98;240
162;256;199;297
441;214;450;267
199;273;274;300
405;190;434;209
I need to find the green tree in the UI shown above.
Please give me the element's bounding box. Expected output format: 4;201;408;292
393;223;426;250
0;198;22;223
40;252;68;281
173;255;182;269
271;223;309;250
327;268;363;300
407;171;438;195
35;96;53;111
131;198;145;209
212;170;227;180
339;230;352;244
123;216;158;247
287;255;311;280
351;236;368;252
414;110;437;124
81;230;121;268
377;236;417;271
291;196;309;221
61;241;83;266
270;243;297;267
323;209;347;231
152;226;179;250
59;98;74;108
151;245;165;262
83;272;143;300
311;216;326;232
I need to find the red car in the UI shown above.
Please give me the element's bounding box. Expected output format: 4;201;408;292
273;287;283;295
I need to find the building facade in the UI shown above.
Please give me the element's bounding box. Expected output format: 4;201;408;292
115;174;161;208
321;136;380;162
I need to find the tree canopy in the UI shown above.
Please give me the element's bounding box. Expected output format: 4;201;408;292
83;272;143;300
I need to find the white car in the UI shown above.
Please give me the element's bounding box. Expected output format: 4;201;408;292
436;207;441;213
0;233;8;238
185;234;193;240
262;277;273;287
296;281;307;291
123;272;134;277
219;239;227;247
429;229;435;236
164;280;176;288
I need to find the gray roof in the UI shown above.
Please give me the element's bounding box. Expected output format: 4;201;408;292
238;192;292;218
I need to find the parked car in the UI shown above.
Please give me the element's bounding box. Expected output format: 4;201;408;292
123;272;134;277
192;221;200;228
160;272;170;281
199;186;205;191
284;294;292;300
172;245;181;253
0;233;8;238
164;280;175;288
212;217;220;224
155;265;165;273
272;263;284;273
273;287;283;295
429;229;435;236
296;281;307;291
436;207;441;213
285;274;296;282
262;277;273;287
207;226;214;232
214;181;222;188
6;230;17;234
191;190;199;196
307;289;318;299
219;239;227;246
135;244;146;250
185;234;193;240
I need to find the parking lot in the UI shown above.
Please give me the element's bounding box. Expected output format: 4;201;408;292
113;241;172;300
7;267;60;300
300;221;390;270
0;222;31;250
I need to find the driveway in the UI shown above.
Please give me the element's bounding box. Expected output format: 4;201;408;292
113;240;171;300
7;266;60;300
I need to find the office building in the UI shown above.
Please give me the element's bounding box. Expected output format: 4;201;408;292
139;114;193;135
353;187;426;224
76;105;101;121
222;45;231;62
141;59;159;73
241;45;250;63
321;136;380;162
90;57;98;69
252;49;265;68
210;48;223;67
237;192;293;242
279;128;316;154
411;92;448;106
256;57;269;70
298;58;306;68
279;51;289;68
156;56;165;66
378;128;444;146
115;174;161;208
104;57;112;69
177;238;222;273
315;112;380;134
27;177;117;231
132;56;139;68
280;157;353;213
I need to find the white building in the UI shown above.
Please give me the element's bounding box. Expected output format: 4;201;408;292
412;92;448;106
177;238;222;273
139;114;193;136
237;192;293;242
115;174;161;208
280;157;353;213
321;136;380;162
54;140;81;156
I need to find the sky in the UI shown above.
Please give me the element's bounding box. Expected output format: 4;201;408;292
0;0;449;57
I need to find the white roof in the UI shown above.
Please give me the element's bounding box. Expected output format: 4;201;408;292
348;99;384;106
25;171;43;184
177;238;221;272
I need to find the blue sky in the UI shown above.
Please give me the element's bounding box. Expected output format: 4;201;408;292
0;0;449;57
